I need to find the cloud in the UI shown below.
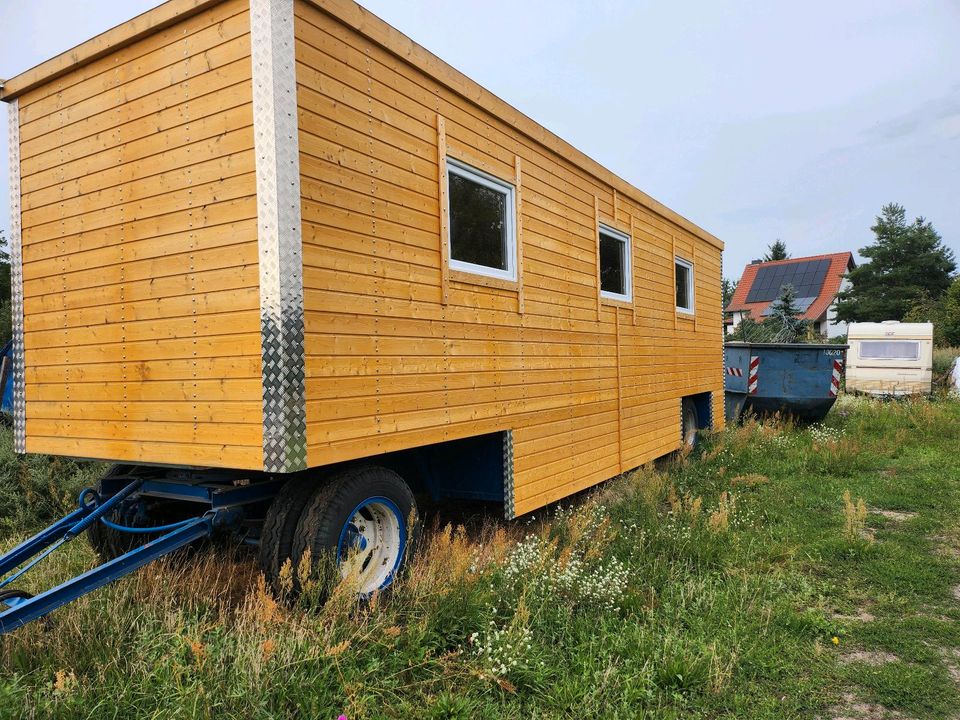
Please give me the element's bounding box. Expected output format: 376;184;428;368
865;88;960;143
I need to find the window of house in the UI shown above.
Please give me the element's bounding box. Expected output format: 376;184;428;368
599;225;631;301
446;158;516;281
675;257;694;313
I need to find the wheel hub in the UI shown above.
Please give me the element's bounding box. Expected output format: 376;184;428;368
337;498;405;595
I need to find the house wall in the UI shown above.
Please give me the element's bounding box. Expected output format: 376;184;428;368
825;279;851;339
294;0;724;515
12;0;264;468
727;311;747;334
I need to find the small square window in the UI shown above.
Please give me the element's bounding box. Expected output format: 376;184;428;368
446;158;516;281
675;257;694;313
599;225;631;301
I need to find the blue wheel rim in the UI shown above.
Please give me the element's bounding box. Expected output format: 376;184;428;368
335;496;407;596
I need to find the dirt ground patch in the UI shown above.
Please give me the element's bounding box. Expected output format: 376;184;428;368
943;648;960;685
931;532;960;559
831;692;911;720
869;508;917;522
833;610;876;623
840;650;899;666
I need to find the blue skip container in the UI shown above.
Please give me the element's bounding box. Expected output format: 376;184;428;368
0;341;12;416
724;342;848;422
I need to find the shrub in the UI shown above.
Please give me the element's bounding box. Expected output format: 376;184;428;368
933;347;959;393
841;490;868;543
0;426;105;535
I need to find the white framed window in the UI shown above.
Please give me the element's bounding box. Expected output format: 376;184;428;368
446;158;517;282
859;340;920;361
675;257;694;313
598;224;632;301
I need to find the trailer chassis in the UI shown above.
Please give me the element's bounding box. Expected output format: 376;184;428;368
0;470;281;635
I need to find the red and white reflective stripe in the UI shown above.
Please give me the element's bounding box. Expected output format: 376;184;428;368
726;367;743;377
748;356;760;394
829;359;843;397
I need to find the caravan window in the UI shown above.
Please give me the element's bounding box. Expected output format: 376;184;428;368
599;225;632;301
859;340;920;361
675;257;694;313
446;158;517;281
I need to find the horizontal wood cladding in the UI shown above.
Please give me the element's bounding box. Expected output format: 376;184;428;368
16;0;263;469
295;1;725;515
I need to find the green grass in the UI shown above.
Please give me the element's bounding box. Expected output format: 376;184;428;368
2;398;960;719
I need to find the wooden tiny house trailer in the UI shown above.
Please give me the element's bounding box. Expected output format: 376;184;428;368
2;0;724;522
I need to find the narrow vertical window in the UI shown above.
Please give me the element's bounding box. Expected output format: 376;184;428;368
675;257;694;313
599;225;631;301
446;158;517;281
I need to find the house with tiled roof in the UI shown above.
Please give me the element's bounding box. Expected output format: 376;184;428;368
725;252;856;339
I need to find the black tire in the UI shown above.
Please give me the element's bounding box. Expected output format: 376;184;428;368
0;588;33;607
0;588;56;630
86;466;138;560
682;398;701;449
258;475;323;592
292;466;417;599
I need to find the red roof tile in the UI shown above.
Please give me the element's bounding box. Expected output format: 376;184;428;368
726;252;855;322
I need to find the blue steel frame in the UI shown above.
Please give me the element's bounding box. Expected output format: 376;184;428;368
0;476;282;635
1;430;516;633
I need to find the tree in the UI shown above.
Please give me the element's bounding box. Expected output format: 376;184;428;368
728;285;813;343
766;284;810;343
728;312;773;343
763;239;790;262
904;277;960;347
721;278;738;309
834;203;956;323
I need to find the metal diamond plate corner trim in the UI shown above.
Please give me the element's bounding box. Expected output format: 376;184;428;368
8;100;25;455
503;430;515;520
250;0;307;473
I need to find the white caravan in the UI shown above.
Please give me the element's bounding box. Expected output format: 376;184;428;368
846;321;934;396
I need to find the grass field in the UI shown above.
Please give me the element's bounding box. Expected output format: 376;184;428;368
2;395;960;719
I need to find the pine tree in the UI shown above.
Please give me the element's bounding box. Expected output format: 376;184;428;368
766;284;809;342
835;203;956;323
763;240;790;262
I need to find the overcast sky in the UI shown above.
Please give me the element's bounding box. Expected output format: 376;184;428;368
1;0;957;281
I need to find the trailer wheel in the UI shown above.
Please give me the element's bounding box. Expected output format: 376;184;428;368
682;398;701;449
258;475;321;592
86;467;139;559
292;466;417;599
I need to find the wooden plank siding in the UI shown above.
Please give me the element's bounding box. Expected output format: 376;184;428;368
5;0;723;514
15;0;263;469
294;0;724;515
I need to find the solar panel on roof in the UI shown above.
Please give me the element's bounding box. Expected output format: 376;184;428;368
761;295;817;317
745;260;831;304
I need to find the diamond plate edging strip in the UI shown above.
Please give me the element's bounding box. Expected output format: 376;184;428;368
503;430;515;519
8;100;25;454
250;0;307;473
